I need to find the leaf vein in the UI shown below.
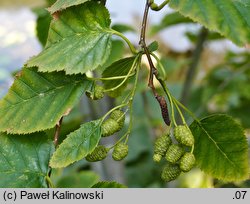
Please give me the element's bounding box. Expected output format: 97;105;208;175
197;122;238;169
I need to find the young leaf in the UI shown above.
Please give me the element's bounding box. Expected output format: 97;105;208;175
50;120;102;168
0;132;54;188
91;181;127;188
190;114;249;181
48;0;89;13
102;56;137;97
56;171;99;188
0;67;92;134
148;41;159;52
27;1;113;75
169;0;250;46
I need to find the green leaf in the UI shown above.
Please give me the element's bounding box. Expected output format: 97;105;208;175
91;181;127;188
27;2;113;75
169;0;250;46
33;0;57;46
148;41;159;52
33;8;52;47
56;171;99;188
111;24;135;33
102;56;137;97
0;67;92;134
0;132;54;187
103;40;125;68
50;119;102;168
190;114;249;181
48;0;89;13
150;12;194;35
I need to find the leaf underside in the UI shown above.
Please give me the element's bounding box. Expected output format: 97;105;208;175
50;119;102;168
190;114;249;181
27;1;113;74
0;67;92;134
169;0;250;46
48;0;89;13
0;132;54;188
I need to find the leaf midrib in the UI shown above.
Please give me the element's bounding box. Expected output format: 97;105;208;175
0;80;83;110
51;121;101;167
46;29;113;49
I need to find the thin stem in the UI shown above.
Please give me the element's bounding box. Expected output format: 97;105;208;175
172;96;200;122
139;0;171;126
129;60;141;100
191;145;194;154
139;0;158;91
90;73;135;81
126;64;141;135
150;0;170;11
112;30;137;54
108;131;128;150
165;88;177;127
120;59;140;104
54;117;63;147
104;55;140;92
46;176;55;188
108;63;141;149
155;65;199;123
172;98;186;125
101;103;128;123
124;105;133;145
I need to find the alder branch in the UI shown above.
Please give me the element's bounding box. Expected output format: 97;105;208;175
139;0;170;125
